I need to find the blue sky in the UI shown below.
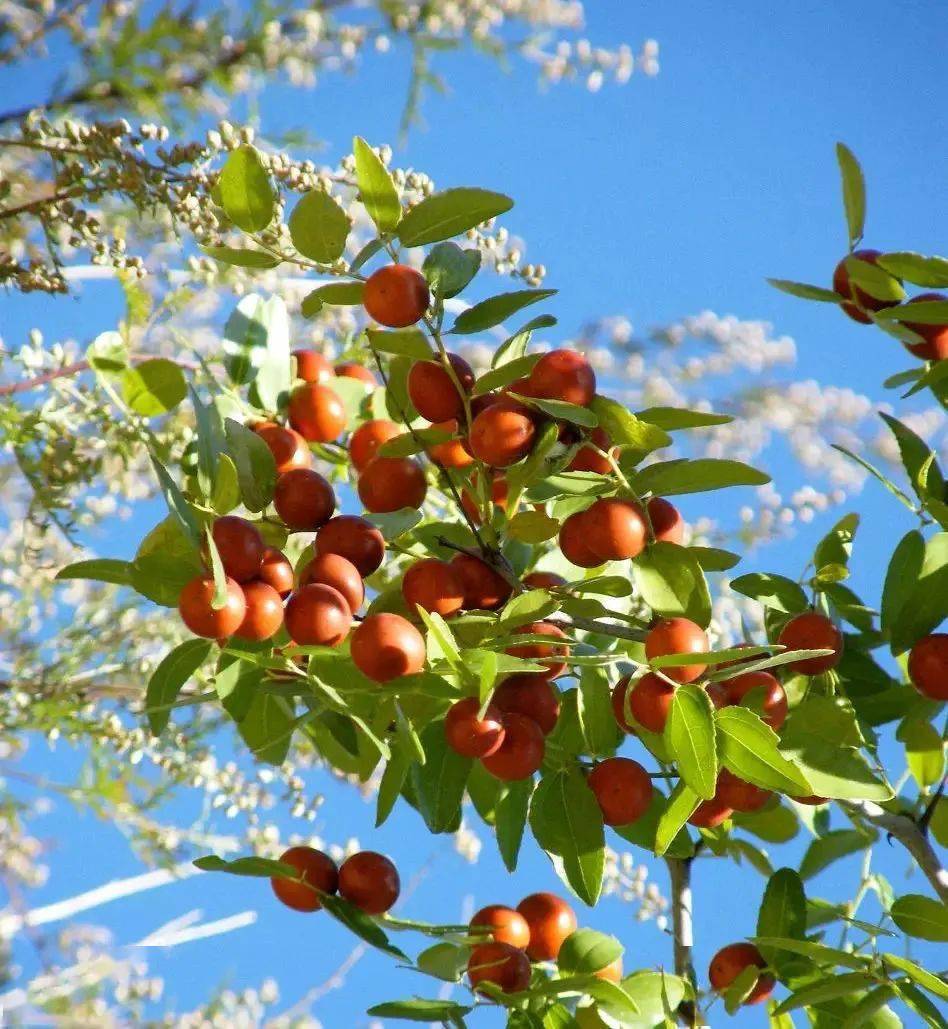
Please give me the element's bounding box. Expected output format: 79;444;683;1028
3;2;948;1025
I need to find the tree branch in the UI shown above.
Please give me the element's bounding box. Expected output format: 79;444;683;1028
666;855;698;1027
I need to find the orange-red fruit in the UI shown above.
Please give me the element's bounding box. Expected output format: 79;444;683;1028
235;581;284;641
254;423;312;474
568;427;613;474
688;795;733;829
611;677;637;733
505;621;568;680
426;420;474;469
257;547;295;597
274;468;336;531
179;575;247;638
708;943;774;1006
595;958;623;983
493;675;561;735
270;846;338;912
715;769;772;813
212;516;265;582
645;618;709;684
444;698;506;758
516;893;577;962
288;382;347;442
832;249;896;324
470;905;531;950
648;496;685;544
334;362;377;388
363;264;430;328
348;419;400;472
467;941;531;994
629;673;676;733
402;558;464;618
777;612;843;676
469;403;535;468
558;511;601;568
316;515;385;577
723;671;788;731
338;851;400;914
523;571;566;590
903;293;948;361
358;456;427;513
293;349;334;383
481;713;545;781
284;583;351;647
587;757;653;826
408;354;475;423
350;613;426;682
583;498;647;562
451;553;512;611
300;552;365;614
528;349;596;407
908;633;948;701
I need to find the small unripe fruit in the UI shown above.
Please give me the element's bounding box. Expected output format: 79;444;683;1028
451;553;512;610
284;583;351;647
470;905;530;950
316;515;385;577
908;633;948;701
179;575;246;638
288;382;346;442
351;613;426;682
274;468;336;531
516;892;577;962
271;846;338;912
645;618;709;684
481;713;545;781
338;851;400;914
235;581;284;641
335;362;376;389
583;498;647;562
358;456;427;513
212;516;265;582
722;671;788;731
348;419;400;472
408;353;475;423
469;403;535;467
254;423;311;473
647;496;685;544
300;552;364;614
587;757;653;826
444;697;506;758
903;293;948;361
293;349;334;383
402;558;464;618
504;621;568;680
364;264;430;328
467;941;531;994
777;612;843;675
493;675;560;735
558;511;601;568
832;249;897;324
257;547;295;597
629;672;676;733
708;943;774;1005
528;349;596;406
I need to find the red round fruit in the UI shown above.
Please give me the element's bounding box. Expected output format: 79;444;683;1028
493;675;560;735
402;558;464;618
444;697;506;758
288;382;347;442
255;423;311;474
568;427;613;474
523;571;566;590
715;769;771;813
481;713;545;781
723;671;788;731
558;511;601;568
528;349;596;406
334;362;377;388
587;757;653;826
257;547;295;597
469;403;535;468
316;515;385;577
408;354;475;423
777;612;843;676
179;575;246;639
338;851;400;914
516;892;577;962
903;293;948;361
212;516;265;582
363;264;430;328
688;795;733;828
426;419;474;469
611;677;637;733
270;846;338;912
274;468;336;531
832;249;897;324
284;583;351;647
505;621;568;680
235;580;284;641
350;613;426;682
629;672;676;733
708;943;774;1005
300;552;364;614
293;349;334;383
467;941;531;994
451;553;512;610
648;496;685;544
349;419;400;472
908;633;948;701
583;498;647;562
470;905;531;950
358;456;427;513
705;681;730;709
645;618;709;684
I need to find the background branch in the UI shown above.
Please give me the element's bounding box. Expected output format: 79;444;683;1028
666;856;698;1027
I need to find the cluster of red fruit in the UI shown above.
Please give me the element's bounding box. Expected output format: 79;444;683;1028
833;250;948;360
270;845;399;915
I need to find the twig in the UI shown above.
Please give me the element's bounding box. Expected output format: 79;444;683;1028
0;354;201;397
666;856;698;1027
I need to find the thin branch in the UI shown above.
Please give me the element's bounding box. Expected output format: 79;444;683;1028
666;856;698;1027
0;354;201;397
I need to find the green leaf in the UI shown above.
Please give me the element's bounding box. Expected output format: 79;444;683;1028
416;606;462;670
756;868;807;970
876;298;948;324
578;666;622;759
730;572;809;615
397;187;513;247
557;929;623;975
319;892;408;959
211;453;241;514
450;289;556;335
836;143;866;247
121;358;187;416
782;741;892;802
222;293;291;412
832;444;917;512
353;136;401;233
897;718;945;789
880;412;945;501
55;559;134;587
590;396;672;452
472;353;542;396
219;145;274;233
890;894;948;942
366;327;433;360
845;256;904;303
633;542;712;627
145;639;213;735
749;937;871;971
236;691;295;766
189;384;226;500
506;509;561;544
193;854;297;878
800;830;872;881
224;418;278;512
655;781;700;856
774;974;882;1014
716;708;811;794
690;546;741;572
733;803;799;844
495;778;532;871
410;723;471;833
300;281;365;318
881;953;948;1002
637;407;733;431
289;190;350;263
422;241;480;299
887;532;948;655
724;964;762;1014
366;1000;473;1023
876;252;948;288
151;456;200;546
376;752;409;827
491;314;556;368
132;515;203;606
665;685;717;800
881;530;925;641
620;972;689;1027
497;589;559;630
415;941;468;982
634;458;769;496
767;278;844;303
520;395;598;428
200;245;279;268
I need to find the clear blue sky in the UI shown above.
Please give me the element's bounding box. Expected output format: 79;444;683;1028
3;2;947;1024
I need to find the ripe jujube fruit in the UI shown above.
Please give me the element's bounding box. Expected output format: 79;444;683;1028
611;677;637;733
348;419;400;472
274;468;336;531
334;362;377;389
647;496;685;544
407;353;475;423
832;249;897;324
402;558;464;618
284;583;351;647
300;552;364;614
254;422;311;473
211;516;265;582
293;349;334;383
256;547;295;597
451;553;512;610
504;621;568;680
522;571;566;590
444;697;506;758
688;795;733;829
363;264;430;328
338;851;400;914
629;672;676;733
777;611;843;675
568;427;613;474
316;515;385;576
350;613;426;682
235;581;285;641
582;498;647;562
470;905;531;950
722;670;788;731
426;419;474;469
358;456;427;513
516;892;577;962
469;402;536;468
493;675;560;735
527;349;596;406
595;957;623;983
481;713;545;781
902;293;948;361
708;943;774;1005
179;575;246;639
587;757;653;826
645;618;709;684
908;633;948;701
270;846;338;912
467;942;531;995
558;511;601;568
288;382;347;442
714;769;771;813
